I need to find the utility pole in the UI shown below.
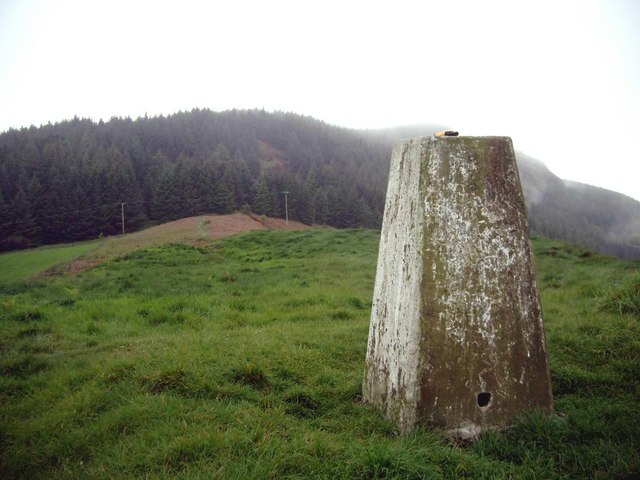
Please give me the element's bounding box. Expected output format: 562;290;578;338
281;191;289;225
120;203;126;235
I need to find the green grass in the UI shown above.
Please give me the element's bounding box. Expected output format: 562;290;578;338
1;229;639;479
0;240;99;285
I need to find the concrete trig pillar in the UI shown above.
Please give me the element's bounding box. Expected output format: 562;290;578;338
363;136;553;438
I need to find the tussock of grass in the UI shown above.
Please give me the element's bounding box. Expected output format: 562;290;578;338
597;274;640;317
0;229;639;478
283;388;324;418
142;368;189;395
16;326;51;338
1;354;50;378
230;363;270;390
9;308;47;322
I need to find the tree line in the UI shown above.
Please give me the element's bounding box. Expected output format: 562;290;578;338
2;108;639;259
0;109;388;251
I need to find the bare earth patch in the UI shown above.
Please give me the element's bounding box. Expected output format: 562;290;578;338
67;258;102;274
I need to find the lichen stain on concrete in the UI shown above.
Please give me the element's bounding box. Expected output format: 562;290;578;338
363;136;553;437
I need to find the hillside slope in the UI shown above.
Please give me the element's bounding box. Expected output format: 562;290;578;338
517;153;640;258
1;110;639;258
86;212;309;261
0;110;387;251
0;213;309;282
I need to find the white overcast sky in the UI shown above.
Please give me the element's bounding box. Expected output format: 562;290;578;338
1;0;639;200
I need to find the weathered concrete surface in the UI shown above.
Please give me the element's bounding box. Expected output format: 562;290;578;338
363;136;553;437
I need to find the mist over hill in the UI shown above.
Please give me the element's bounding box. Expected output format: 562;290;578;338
517;153;640;258
365;126;640;259
1;109;639;258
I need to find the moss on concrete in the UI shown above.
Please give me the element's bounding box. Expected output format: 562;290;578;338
364;136;553;437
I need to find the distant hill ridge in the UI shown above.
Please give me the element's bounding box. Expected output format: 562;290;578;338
363;124;640;259
516;152;640;259
1;109;639;258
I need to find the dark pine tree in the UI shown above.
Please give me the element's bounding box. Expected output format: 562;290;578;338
252;176;272;216
212;180;235;214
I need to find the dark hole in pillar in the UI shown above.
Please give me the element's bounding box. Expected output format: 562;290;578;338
477;392;492;408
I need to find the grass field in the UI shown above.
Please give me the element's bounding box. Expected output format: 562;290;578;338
0;229;639;479
0;241;99;285
0;213;306;286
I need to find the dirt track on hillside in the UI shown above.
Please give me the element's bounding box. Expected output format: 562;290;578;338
65;213;310;274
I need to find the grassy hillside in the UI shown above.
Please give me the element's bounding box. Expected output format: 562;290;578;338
0;213;308;284
0;229;639;479
3;109;640;259
0;240;99;285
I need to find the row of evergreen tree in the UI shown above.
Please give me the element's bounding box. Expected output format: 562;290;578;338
2;108;639;258
0;109;389;251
